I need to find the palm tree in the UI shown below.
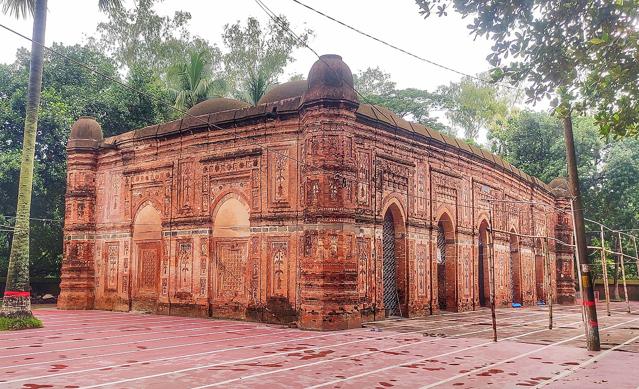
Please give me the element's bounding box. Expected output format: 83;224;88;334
0;0;122;319
241;68;271;105
168;50;226;111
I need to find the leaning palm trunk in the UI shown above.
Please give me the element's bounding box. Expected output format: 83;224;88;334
1;0;47;318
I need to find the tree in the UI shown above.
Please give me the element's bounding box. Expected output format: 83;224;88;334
0;0;120;320
0;0;49;319
93;0;221;77
354;67;450;134
438;75;516;140
589;138;639;231
167;51;226;111
413;0;639;350
222;17;312;103
416;1;639;138
0;43;174;288
489;112;603;186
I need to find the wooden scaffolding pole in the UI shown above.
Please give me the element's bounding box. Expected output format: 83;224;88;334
618;232;631;313
600;225;611;316
543;237;553;330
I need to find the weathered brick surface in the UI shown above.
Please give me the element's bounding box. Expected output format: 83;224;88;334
59;55;575;330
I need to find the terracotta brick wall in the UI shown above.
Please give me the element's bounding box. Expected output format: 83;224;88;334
58;55;575;330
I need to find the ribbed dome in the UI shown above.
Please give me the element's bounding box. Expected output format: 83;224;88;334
186;98;250;117
257;80;308;105
302;54;358;106
70;116;103;141
68;116;103;150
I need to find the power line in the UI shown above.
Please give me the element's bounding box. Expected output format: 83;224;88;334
0;17;543;217
253;0;570;215
0;0;545;211
0;11;614;240
288;0;520;91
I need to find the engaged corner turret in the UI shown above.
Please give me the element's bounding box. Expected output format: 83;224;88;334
301;54;359;107
68;116;103;150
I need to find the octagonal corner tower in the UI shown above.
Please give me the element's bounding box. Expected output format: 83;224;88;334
59;54;575;329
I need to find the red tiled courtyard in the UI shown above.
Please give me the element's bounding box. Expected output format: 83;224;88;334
1;302;638;388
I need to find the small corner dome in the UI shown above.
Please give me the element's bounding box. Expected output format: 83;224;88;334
548;177;571;196
70;116;103;142
302;54;358;105
186;98;250;117
257;80;308;105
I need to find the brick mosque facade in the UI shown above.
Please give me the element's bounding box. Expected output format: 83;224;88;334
58;55;576;330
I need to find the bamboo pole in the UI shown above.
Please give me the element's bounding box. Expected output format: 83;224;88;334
488;204;497;342
544;237;553;330
600;225;611;316
618;232;630;313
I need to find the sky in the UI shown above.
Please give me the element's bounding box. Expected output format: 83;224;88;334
0;0;497;91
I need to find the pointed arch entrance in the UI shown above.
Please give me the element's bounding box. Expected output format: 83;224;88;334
478;220;490;307
509;230;522;304
132;203;162;312
382;201;407;317
437;213;457;312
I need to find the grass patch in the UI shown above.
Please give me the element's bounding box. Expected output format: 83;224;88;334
0;316;43;331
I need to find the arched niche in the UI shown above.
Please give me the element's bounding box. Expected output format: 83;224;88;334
212;196;250;238
133;203;162;241
534;238;546;303
210;194;250;302
437;212;457;312
132;203;162;303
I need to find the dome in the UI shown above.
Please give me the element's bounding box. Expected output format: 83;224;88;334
257;80;308;105
548;177;571;196
186;98;250;117
68;116;103;150
302;54;358;106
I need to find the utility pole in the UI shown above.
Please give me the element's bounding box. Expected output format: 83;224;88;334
562;115;601;351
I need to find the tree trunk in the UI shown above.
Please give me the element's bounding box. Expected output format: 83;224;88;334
1;0;47;318
562;114;600;351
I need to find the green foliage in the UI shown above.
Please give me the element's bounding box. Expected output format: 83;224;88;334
438;74;517;140
0;0;34;19
93;0;220;77
0;44;174;278
587;138;639;229
489;110;639;275
489;112;603;185
222;17;312;103
0;315;43;330
354;67;450;134
167;51;226;111
415;0;639;138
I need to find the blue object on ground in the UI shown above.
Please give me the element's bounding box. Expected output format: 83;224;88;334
512;303;522;308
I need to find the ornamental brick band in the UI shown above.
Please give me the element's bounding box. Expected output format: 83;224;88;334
58;54;576;330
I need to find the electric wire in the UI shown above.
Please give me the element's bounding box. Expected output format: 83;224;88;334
288;0;520;90
1;8;637;280
0;18;565;223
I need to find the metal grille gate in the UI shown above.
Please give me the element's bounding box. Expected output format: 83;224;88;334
437;223;447;310
383;212;400;316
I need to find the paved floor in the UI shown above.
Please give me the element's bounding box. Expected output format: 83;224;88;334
1;302;638;388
